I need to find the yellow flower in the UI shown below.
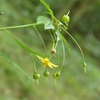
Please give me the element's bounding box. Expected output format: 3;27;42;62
37;55;58;68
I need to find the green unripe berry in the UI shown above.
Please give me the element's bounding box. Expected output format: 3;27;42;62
33;71;40;80
53;72;60;79
56;72;60;77
43;70;50;77
61;15;70;23
53;73;57;79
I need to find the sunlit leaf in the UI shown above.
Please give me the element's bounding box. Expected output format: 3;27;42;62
37;16;55;30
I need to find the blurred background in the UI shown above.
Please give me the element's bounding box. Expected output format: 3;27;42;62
0;0;100;100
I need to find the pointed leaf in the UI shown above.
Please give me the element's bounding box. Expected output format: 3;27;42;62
14;36;42;56
5;30;43;56
40;0;54;19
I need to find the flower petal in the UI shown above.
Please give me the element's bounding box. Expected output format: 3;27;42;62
36;55;43;60
50;62;58;67
48;64;53;68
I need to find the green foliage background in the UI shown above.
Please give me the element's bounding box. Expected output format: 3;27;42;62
0;0;100;100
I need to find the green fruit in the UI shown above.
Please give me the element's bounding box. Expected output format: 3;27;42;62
56;72;60;77
43;70;50;77
53;73;57;78
33;72;40;80
53;72;60;79
61;15;70;23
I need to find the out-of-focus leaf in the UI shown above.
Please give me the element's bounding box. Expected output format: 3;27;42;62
37;16;55;30
0;51;32;80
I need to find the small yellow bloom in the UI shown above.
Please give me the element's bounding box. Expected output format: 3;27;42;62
37;55;58;68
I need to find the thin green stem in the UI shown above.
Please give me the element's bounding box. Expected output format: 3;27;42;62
57;43;60;66
54;31;58;49
49;30;55;48
36;79;39;85
48;54;53;60
59;39;65;72
30;53;36;71
67;10;70;15
49;30;54;43
60;34;71;55
60;26;85;62
33;26;48;56
0;23;42;31
51;29;59;49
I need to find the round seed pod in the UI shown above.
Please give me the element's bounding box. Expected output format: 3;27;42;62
33;71;40;80
43;70;50;77
61;15;70;23
56;72;60;77
53;72;60;79
51;48;56;54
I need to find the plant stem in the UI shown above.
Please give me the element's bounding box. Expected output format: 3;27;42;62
34;26;48;56
0;23;42;31
60;26;85;62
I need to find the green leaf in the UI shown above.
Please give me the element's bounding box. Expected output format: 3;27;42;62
5;30;43;56
0;51;32;80
14;37;42;56
37;16;55;30
40;0;54;19
40;0;60;23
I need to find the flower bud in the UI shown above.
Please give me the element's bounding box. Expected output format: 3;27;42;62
33;71;40;80
61;15;70;23
53;71;60;79
43;69;50;77
56;72;60;77
51;48;56;54
53;73;57;78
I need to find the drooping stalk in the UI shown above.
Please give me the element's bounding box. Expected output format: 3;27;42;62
33;26;48;56
59;38;65;72
30;53;37;71
60;26;86;72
